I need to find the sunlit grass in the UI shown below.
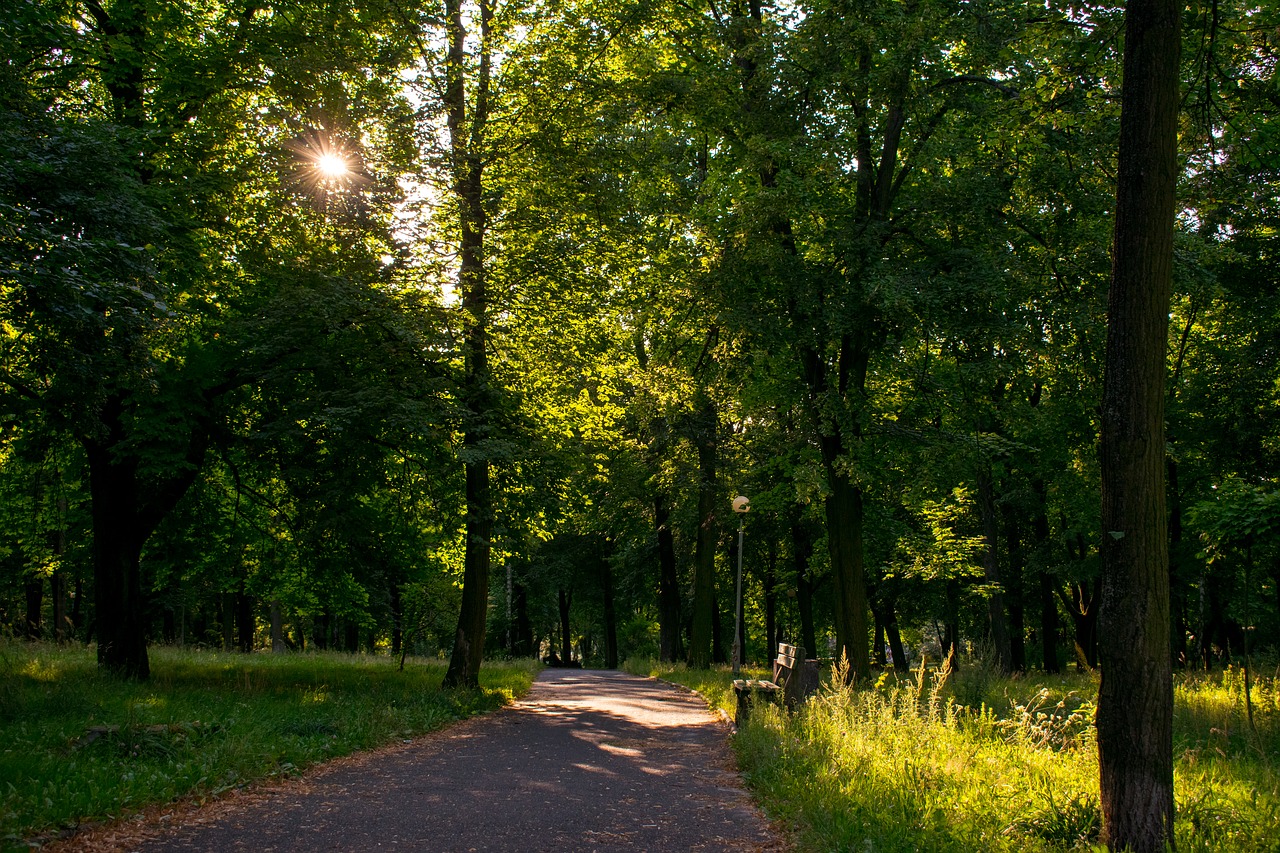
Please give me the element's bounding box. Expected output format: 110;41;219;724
627;656;1280;852
0;641;539;850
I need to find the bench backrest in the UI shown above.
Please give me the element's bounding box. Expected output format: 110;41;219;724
776;642;802;670
773;642;819;708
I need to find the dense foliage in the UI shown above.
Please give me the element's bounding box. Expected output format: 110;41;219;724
1;0;1278;751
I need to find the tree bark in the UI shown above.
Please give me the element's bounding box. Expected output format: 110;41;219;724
881;595;909;673
978;470;1012;671
24;577;43;641
1097;0;1180;843
84;397;205;679
1003;504;1026;672
558;587;573;664
600;552;618;669
821;453;871;680
512;581;534;657
763;537;779;664
655;492;682;662
442;0;496;689
688;392;719;668
1039;572;1061;673
791;519;817;656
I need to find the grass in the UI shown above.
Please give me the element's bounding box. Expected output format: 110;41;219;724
624;656;1280;852
0;641;539;850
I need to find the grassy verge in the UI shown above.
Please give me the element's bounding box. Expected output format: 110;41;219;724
0;641;539;849
625;656;1280;852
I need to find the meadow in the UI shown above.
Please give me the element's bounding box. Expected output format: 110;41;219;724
0;642;538;850
625;656;1280;852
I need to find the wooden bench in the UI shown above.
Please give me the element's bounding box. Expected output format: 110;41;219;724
732;643;821;726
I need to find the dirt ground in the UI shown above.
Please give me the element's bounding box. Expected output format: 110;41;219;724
46;668;787;852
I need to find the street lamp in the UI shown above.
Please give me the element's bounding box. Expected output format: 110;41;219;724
732;494;750;675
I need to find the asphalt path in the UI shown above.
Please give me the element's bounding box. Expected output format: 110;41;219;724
61;668;784;852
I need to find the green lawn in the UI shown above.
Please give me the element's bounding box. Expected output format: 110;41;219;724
0;641;539;850
625;657;1280;852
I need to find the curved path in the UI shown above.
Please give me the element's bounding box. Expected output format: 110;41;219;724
65;669;784;852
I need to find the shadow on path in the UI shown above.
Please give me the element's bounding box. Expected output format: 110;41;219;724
80;669;783;852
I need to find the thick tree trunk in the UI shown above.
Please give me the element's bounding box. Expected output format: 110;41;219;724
1097;0;1180;844
689;394;718;669
441;0;495;690
655;492;682;662
86;439;152;679
822;457;870;680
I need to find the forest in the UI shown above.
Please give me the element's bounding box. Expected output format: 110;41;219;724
0;0;1277;843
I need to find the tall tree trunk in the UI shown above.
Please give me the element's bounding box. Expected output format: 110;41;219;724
1097;0;1180;843
881;595;909;673
86;432;153;679
978;470;1012;672
558;587;573;664
24;577;43;641
872;608;886;668
271;601;286;653
792;520;817;656
655;492;682;662
1031;479;1061;673
389;585;403;657
600;553;618;669
513;581;534;657
51;489;69;642
711;585;727;664
944;577;961;669
763;537;778;664
1040;572;1061;673
1059;580;1102;669
236;585;254;653
442;0;495;690
1166;455;1189;666
689;393;718;669
822;456;870;680
1003;505;1026;672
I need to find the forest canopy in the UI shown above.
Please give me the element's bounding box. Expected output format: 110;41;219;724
1;0;1278;697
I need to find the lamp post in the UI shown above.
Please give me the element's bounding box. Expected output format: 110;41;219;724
732;494;750;675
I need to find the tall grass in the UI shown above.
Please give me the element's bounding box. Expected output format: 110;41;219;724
628;656;1280;852
0;641;538;850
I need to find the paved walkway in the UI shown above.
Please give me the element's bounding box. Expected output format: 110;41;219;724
60;669;783;852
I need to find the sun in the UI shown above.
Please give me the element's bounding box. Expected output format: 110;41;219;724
315;152;349;179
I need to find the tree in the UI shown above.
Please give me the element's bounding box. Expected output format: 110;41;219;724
1095;0;1181;847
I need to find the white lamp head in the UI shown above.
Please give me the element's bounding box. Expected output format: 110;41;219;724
732;495;750;514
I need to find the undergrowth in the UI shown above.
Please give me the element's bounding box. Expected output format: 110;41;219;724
0;641;539;850
627;655;1280;852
